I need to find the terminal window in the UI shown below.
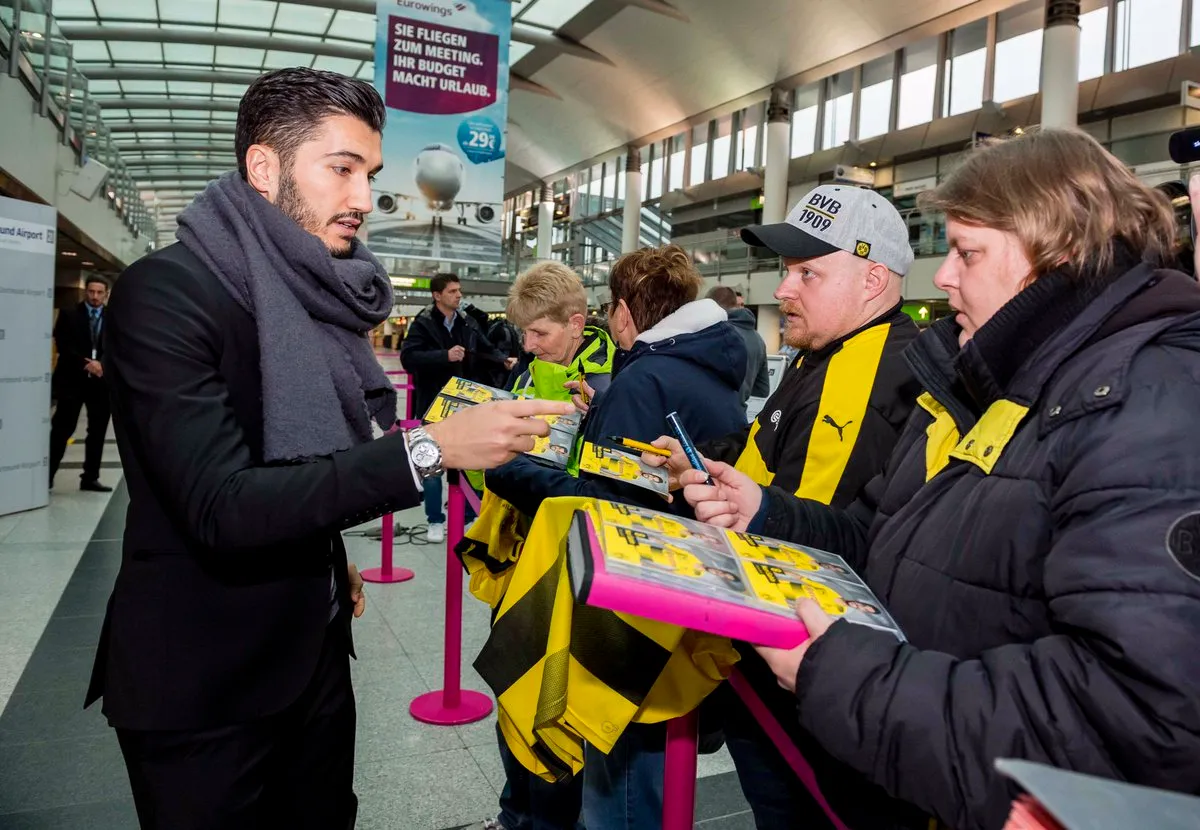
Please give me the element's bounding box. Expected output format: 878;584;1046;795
897;37;939;130
1115;0;1183;71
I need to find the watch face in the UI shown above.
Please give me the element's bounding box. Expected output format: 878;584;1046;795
411;440;440;469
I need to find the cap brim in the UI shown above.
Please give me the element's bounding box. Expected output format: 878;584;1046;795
741;223;840;259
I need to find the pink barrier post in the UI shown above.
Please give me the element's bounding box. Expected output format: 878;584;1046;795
361;410;416;585
662;712;699;830
360;511;415;584
729;670;850;830
409;468;494;725
384;370;414;423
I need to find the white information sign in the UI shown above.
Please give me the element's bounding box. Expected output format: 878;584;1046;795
0;195;57;516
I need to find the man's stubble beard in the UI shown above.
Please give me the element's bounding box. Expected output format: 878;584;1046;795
780;304;814;351
276;169;354;258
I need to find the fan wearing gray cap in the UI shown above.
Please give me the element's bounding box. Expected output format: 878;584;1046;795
642;183;925;827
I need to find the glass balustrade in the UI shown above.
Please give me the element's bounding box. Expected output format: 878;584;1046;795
0;0;154;240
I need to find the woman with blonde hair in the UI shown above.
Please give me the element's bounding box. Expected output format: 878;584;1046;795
681;128;1200;829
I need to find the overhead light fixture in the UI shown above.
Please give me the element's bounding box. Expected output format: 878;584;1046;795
868;161;878;168
1013;126;1025;136
82;261;94;266
62;251;77;257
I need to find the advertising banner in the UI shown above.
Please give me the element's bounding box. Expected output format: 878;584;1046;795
371;0;512;264
0;196;57;516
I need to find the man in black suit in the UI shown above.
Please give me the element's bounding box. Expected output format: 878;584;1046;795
402;274;516;417
49;275;113;492
85;68;572;830
401;274;516;541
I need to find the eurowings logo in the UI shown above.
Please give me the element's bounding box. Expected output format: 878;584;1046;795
396;0;457;17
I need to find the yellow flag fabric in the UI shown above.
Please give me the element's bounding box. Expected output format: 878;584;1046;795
473;497;739;782
457;488;527;607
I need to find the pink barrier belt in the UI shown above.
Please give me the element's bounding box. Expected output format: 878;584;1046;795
728;669;850;830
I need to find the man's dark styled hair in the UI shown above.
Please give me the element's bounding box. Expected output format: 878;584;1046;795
431;273;460;295
85;276;110;290
235;68;386;180
707;285;738;310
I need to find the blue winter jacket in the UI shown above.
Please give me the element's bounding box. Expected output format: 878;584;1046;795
486;299;747;516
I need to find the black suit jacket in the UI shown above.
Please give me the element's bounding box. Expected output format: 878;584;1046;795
400;305;507;418
53;301;105;394
86;243;421;732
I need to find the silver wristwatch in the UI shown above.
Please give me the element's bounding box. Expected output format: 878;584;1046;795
407;427;444;480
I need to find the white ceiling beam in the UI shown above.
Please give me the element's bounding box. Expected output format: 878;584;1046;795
60;19;611;65
105;122;236;133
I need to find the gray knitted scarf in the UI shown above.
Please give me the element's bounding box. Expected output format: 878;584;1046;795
177;172;396;462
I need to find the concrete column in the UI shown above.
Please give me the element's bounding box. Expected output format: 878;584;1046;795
1041;1;1081;128
982;14;998;103
756;305;781;354
1182;0;1193;57
1103;0;1117;75
536;183;554;260
763;88;791;225
931;32;948;121
621;146;643;253
848;66;862;143
888;50;903;133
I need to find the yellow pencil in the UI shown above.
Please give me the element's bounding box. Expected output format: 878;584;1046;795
607;436;673;458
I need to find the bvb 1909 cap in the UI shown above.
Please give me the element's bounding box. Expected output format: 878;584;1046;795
741;184;915;276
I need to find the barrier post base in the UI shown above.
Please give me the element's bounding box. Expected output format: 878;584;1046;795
410;689;493;725
361;512;415;584
408;471;493;727
360;566;414;584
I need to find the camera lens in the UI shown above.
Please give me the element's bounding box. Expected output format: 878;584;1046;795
1155;180;1195;275
1170;127;1200;164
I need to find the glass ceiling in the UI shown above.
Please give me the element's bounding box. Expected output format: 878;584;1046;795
51;0;598;241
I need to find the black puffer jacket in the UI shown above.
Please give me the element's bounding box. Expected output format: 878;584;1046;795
752;258;1200;829
400;304;507;418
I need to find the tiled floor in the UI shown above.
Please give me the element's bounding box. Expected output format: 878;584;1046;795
0;421;122;719
0;374;757;829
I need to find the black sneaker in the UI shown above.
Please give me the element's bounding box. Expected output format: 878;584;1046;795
80;480;113;493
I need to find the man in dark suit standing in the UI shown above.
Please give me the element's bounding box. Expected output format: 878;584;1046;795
49;275;113;492
86;68;571;830
401;274;516;541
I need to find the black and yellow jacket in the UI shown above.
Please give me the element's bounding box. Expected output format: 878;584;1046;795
700;301;924;828
703;301;921;505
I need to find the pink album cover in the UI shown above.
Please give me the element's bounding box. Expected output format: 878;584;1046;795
565;500;903;648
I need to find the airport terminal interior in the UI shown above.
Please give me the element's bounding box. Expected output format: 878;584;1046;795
4;0;1200;827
